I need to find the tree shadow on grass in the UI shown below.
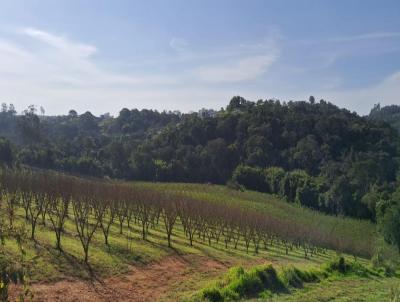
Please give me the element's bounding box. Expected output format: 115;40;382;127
31;240;103;283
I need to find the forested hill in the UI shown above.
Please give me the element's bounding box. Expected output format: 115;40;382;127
369;103;400;133
1;97;400;220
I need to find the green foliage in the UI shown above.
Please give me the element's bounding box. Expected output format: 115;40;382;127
201;264;285;301
378;197;400;253
371;247;399;277
326;256;348;274
280;266;319;288
235;166;323;212
264;166;285;194
223;267;245;284
201;287;224;302
250;265;286;292
17;105;43;145
225;269;263;297
0;138;13;168
0;224;31;302
323;256;380;278
369;103;400;133
231;165;266;192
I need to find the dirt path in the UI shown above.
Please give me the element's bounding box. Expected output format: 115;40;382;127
10;255;228;302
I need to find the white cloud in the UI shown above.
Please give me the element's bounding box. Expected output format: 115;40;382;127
0;27;283;115
2;26;395;116
22;27;97;58
192;27;280;83
0;27;185;114
193;54;277;83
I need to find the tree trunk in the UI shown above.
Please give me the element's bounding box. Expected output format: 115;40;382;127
84;245;89;263
31;223;36;240
56;231;62;250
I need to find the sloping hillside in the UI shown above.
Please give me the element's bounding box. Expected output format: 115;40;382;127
1;171;396;301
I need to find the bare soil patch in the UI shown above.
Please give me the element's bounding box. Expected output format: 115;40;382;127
9;254;228;302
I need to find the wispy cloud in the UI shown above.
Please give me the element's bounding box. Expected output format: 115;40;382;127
299;31;400;46
291;30;400;72
22;27;98;58
0;25;396;116
0;27;184;114
0;26;283;114
193;54;277;83
327;32;400;43
192;27;280;83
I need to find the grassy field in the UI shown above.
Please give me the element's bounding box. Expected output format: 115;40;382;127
2;181;399;301
270;276;400;302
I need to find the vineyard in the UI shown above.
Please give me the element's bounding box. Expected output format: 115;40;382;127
0;169;395;301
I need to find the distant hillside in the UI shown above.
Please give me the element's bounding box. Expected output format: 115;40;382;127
1;97;399;220
139;97;400;220
368;103;400;132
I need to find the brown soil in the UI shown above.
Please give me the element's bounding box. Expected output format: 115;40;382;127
9;255;228;302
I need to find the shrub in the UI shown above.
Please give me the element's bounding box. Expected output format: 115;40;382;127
383;261;397;277
280;266;319;288
220;288;239;301
202;287;223;302
231;165;267;192
372;249;397;277
226;270;263;297
212;265;286;301
371;249;384;268
252;265;286;292
223;267;245;284
324;257;380;277
258;289;273;299
281;267;304;288
226;180;244;191
326;256;347;274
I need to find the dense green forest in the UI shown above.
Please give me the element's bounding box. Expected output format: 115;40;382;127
1;97;400;231
369;103;400;133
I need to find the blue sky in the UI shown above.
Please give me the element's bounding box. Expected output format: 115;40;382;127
0;0;399;115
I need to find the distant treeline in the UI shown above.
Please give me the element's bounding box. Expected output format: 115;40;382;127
1;97;400;223
368;103;400;133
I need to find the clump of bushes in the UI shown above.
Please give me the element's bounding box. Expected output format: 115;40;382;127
323;256;380;278
200;265;285;302
280;266;319;288
325;256;348;273
200;258;381;302
372;249;398;277
382;262;397;277
202;287;224;302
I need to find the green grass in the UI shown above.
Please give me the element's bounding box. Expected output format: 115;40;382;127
270;277;400;302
